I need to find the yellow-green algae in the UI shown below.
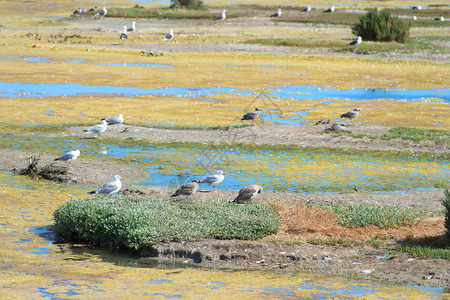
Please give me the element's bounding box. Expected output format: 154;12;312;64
2;95;448;129
0;134;447;192
0;175;448;299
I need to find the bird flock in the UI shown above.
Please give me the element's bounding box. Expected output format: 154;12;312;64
63;3;433;199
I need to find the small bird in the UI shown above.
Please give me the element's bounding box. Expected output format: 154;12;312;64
340;108;360;120
347;36;362;46
323;5;335;13
73;7;82;15
233;185;263;204
88;175;123;195
271;8;281;18
163;29;174;41
89;6;98;12
103;114;124;125
302;5;311;12
84;120;108;138
171;179;200;197
241;107;261;126
200;170;226;190
95;7;107;17
54;150;80;168
215;9;226;21
315;119;330;125
128;21;136;32
120;26;128;40
325;123;347;132
354;186;359;192
433;16;445;21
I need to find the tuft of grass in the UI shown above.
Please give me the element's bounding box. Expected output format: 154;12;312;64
323;204;431;228
107;6;211;19
381;127;450;145
394;244;450;259
53;196;281;250
307;238;360;247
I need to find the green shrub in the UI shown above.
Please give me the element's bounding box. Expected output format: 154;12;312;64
325;204;430;228
53;196;281;250
170;0;204;9
443;188;450;240
351;9;410;43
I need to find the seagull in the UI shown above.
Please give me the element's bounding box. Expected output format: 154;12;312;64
54;150;80;168
171;179;200;198
84;120;108;138
200;170;226;190
163;29;174;41
271;8;281;18
323;5;335;13
120;26;128;40
88;175;123;195
103;114;124;125
215;9;226;21
95;7;107;17
128;21;136;32
73;7;82;15
241;107;261;126
89;6;98;12
347;36;362;46
302;5;311;12
433;16;445;21
413;16;417;21
325;123;347;132
340;108;360;120
412;5;421;10
232;185;263;204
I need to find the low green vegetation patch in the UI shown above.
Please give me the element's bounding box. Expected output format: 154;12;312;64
324;204;431;228
107;5;211;19
53;196;281;250
381;127;450;145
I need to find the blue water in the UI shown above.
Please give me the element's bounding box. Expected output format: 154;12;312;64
4;131;445;192
1;82;447;103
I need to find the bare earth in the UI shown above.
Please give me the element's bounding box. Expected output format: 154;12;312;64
2;123;449;287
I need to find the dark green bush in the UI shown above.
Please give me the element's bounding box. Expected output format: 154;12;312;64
351;9;410;43
443;188;450;240
53;196;281;250
170;0;204;9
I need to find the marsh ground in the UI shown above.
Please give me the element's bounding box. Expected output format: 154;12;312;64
0;0;449;295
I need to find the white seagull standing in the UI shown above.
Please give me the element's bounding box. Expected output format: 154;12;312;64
200;170;226;191
128;21;136;32
233;185;263;204
302;5;311;12
95;7;107;17
104;114;124;125
88;175;123;195
84;120;108;138
120;26;128;40
54;149;80;168
324;5;335;13
347;36;362;46
413;16;417;21
171;179;200;198
163;29;174;41
215;9;226;21
271;8;281;18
